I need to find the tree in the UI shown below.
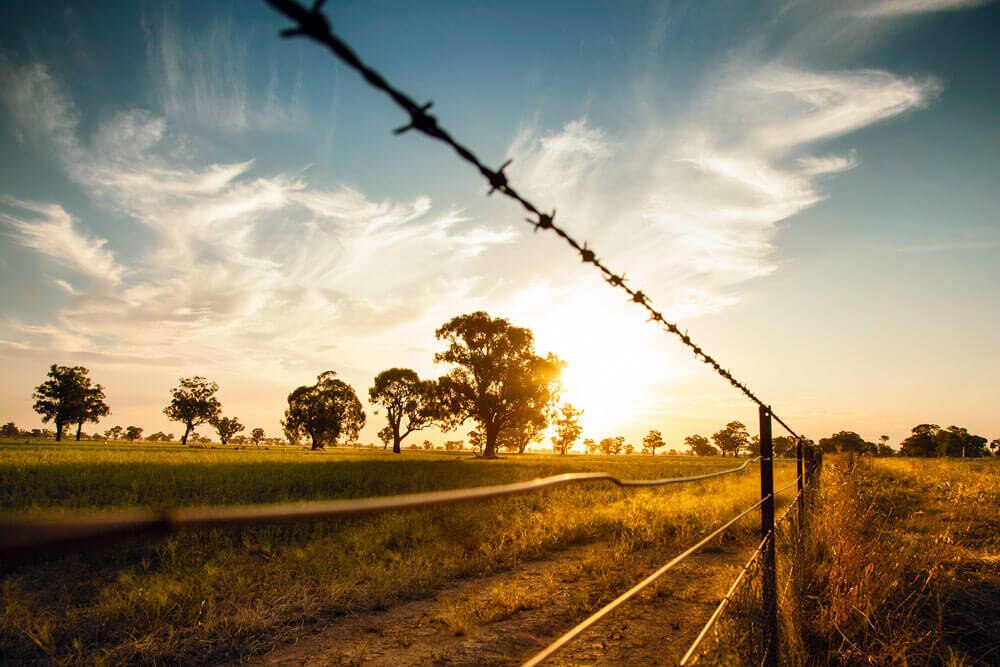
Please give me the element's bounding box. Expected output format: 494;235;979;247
1;422;18;438
377;426;393;450
818;431;870;454
899;424;939;457
877;435;893;457
624;442;635;455
105;425;123;440
990;439;999;456
599;436;625;455
551;403;583;455
163;377;221;445
251;428;265;446
147;431;169;442
642;430;665;455
433;312;562;459
772;436;797;458
936;425;988;458
684;434;718;456
211;416;244;445
712;421;750;457
444;440;464;451
32;365;109;442
369;368;436;454
583;438;598;455
498;417;547;454
282;371;365;450
422;439;434;451
125;426;143;442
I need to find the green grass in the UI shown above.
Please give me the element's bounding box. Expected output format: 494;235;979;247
1;440;796;664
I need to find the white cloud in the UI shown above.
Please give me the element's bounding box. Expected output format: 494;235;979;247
853;0;989;18
1;197;124;287
0;61;82;160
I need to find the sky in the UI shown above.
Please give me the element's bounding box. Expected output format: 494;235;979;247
0;0;997;450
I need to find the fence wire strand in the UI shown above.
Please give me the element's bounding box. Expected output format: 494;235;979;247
1;458;761;556
264;0;799;439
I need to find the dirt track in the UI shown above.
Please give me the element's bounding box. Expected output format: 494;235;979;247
245;541;743;666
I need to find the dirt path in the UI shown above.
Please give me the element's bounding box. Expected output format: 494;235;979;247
245;541;744;666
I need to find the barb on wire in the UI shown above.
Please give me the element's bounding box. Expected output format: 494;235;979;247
522;495;769;667
264;0;798;439
1;458;759;558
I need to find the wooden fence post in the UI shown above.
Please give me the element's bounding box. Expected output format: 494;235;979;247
759;405;778;667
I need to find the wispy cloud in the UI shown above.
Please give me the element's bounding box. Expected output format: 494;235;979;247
853;0;990;18
896;240;999;253
0;197;124;288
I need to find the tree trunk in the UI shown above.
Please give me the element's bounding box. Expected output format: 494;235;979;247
55;420;63;442
393;434;401;454
310;433;323;450
75;422;83;441
181;423;192;445
483;427;498;459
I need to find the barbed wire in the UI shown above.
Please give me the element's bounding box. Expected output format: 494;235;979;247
264;0;799;439
1;458;760;557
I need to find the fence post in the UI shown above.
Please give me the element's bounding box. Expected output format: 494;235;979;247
796;437;805;529
759;405;778;667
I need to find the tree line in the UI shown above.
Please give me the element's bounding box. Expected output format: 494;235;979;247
14;311;998;459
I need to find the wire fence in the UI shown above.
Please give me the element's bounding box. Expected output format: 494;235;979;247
1;2;828;664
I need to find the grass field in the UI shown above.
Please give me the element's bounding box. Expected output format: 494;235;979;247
0;440;796;665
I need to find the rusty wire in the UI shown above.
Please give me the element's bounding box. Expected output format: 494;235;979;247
264;0;799;439
1;457;760;558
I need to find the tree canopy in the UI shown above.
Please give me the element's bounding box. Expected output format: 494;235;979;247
212;416;245;445
551;403;583;455
684;434;718;456
282;371;365;450
712;421;750;457
433;312;562;458
368;368;435;454
163;377;221;445
32;365;110;442
642;430;665;455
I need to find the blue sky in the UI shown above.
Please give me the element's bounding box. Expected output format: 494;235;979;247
1;0;997;448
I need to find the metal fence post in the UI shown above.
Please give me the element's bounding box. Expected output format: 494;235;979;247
759;405;778;667
796;437;805;529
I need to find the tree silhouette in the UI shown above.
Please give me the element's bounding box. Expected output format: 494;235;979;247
1;422;18;438
551;403;583;455
163;377;221;445
684;434;718;456
282;371;365;450
583;438;597;455
368;368;436;454
251;428;265;446
125;426;143;442
32;365;110;442
711;421;749;457
433;312;562;459
642;430;665;455
212;416;245;445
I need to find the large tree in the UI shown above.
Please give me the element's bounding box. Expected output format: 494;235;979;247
433;312;562;459
684;434;718;456
368;368;436;454
163;377;222;445
899;424;940;457
125;426;143;442
282;371;365;450
935;425;988;458
32;365;109;442
818;431;873;454
642;430;665;455
551;403;583;455
711;421;750;457
211;416;245;445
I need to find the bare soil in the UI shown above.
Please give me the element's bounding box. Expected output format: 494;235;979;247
243;541;744;666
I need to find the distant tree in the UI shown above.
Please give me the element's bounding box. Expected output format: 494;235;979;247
551;403;583;455
282;371;365;450
232;435;247;445
936;425;988;458
990;439;999;456
772;436;797;458
163;377;221;445
105;425;123;440
407;443;419;450
599;436;625;455
125;426;143;442
499;417;547;454
1;422;18;438
32;365;109;442
899;424;940;457
369;368;437;454
712;422;750;457
684;434;718;457
818;431;871;454
583;438;598;455
642;430;665;455
433;312;562;459
147;431;169;442
877;435;894;457
668;448;679;456
624;442;635;455
422;439;434;451
165;433;175;442
467;430;483;454
377;426;393;450
211;416;244;446
443;440;464;452
251;428;265;446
